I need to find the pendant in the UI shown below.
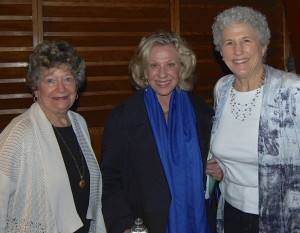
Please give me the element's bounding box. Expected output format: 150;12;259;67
79;178;86;189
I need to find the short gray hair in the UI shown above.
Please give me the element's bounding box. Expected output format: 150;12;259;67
26;41;85;91
212;6;271;51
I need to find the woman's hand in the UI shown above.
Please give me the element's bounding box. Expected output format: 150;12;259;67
123;229;131;233
205;158;223;181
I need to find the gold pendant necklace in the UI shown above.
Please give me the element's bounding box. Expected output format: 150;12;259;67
53;126;86;189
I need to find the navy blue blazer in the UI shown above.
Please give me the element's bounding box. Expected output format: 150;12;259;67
100;90;214;233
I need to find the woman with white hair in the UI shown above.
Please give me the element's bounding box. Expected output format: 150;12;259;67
208;5;300;233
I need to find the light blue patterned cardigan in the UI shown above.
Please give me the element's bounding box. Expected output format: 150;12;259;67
211;65;300;233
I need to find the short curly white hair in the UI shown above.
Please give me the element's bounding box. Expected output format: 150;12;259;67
212;6;271;51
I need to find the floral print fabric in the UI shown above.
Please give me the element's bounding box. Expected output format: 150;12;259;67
212;65;300;233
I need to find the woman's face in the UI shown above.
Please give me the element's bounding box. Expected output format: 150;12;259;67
34;66;77;118
220;23;267;80
146;44;181;100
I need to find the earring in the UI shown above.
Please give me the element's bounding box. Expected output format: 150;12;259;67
33;96;38;102
143;75;148;83
75;94;78;99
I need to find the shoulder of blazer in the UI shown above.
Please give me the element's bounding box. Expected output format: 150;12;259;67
105;91;147;130
188;92;214;118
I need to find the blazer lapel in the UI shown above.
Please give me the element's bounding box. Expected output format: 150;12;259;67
124;92;169;188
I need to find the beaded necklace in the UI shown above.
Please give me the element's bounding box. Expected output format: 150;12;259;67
230;70;265;121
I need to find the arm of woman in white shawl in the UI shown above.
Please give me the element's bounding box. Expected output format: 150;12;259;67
0;171;16;231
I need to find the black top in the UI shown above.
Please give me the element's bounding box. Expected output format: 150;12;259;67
53;126;91;233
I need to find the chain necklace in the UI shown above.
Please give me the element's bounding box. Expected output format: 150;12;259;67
162;108;169;114
53;126;86;189
230;70;265;121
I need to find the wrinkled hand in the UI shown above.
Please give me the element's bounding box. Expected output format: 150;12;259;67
205;158;223;181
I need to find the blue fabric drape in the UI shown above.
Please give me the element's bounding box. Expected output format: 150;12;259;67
144;86;210;233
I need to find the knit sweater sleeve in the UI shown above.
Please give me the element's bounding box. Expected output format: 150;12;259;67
0;115;29;231
0;173;15;231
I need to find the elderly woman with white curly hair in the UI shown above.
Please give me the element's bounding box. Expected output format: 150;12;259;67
207;5;300;233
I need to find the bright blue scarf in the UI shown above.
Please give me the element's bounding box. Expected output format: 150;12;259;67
144;86;210;233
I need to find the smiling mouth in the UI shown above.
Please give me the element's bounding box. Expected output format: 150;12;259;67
233;59;248;64
53;96;68;100
157;80;171;85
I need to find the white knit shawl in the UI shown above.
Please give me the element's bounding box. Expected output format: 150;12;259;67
0;103;106;233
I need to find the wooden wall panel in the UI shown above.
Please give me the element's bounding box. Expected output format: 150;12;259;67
41;0;172;127
283;0;300;73
0;0;34;130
